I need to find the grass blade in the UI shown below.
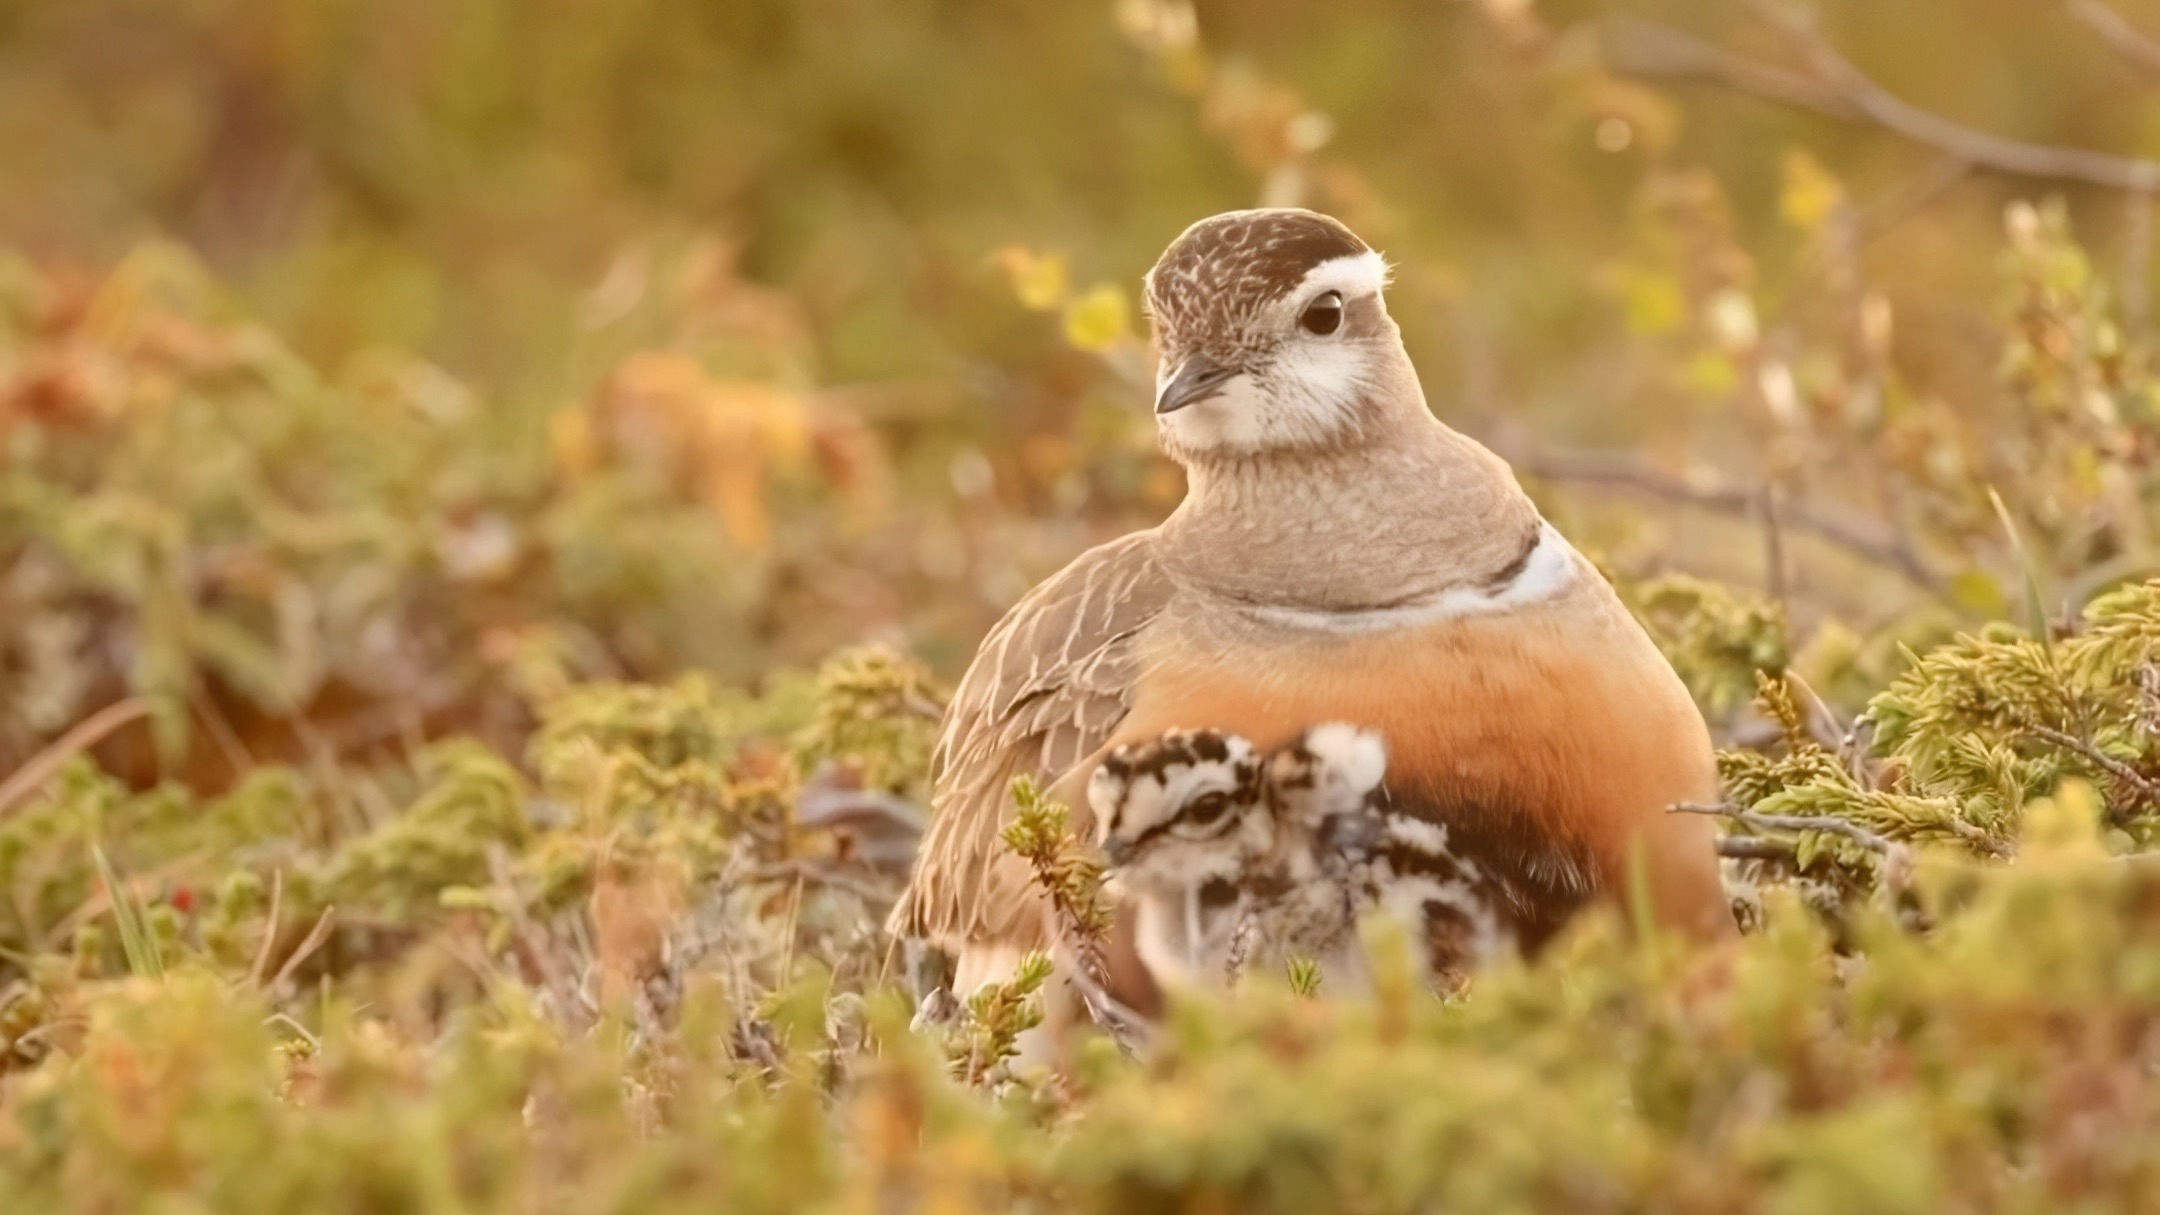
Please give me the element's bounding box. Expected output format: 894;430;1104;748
92;844;166;979
1988;486;2050;637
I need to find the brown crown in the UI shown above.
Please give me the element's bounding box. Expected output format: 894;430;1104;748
1144;209;1371;342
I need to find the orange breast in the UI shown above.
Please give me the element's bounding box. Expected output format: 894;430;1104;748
1102;593;1732;944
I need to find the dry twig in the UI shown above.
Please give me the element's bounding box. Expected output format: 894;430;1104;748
249;870;286;989
2065;0;2160;79
0;699;155;819
743;860;898;906
487;846;589;1025
1714;835;1798;862
1057;954;1153;1056
2023;723;2160;807
269;907;339;992
1518;449;1943;592
1671;800;1901;854
1604;9;2160;191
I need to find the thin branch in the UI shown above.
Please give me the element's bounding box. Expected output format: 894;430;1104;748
743;860;899;906
248;870;286;989
2125;185;2155;337
998;780;1142;1052
1784;669;1850;757
1517;449;1944;593
185;683;255;784
1715;835;1798;862
1605;11;2160;191
1759;481;1789;610
0;698;155;819
1601;16;1859;120
269;906;338;991
262;1011;320;1051
1856;154;1973;242
1037;889;1150;1055
1671;799;1901;854
2023;723;2160;805
1775;6;2160;190
486;847;583;1025
775;873;805;991
2066;0;2160;78
1057;948;1153;1056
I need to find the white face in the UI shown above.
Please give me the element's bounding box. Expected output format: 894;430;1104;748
1155;251;1394;458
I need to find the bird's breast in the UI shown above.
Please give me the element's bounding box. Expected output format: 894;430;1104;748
1107;584;1731;943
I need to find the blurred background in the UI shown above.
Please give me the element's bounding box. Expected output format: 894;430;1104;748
17;9;2160;1200
8;0;2160;784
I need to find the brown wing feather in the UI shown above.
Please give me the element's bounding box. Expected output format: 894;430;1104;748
887;529;1173;947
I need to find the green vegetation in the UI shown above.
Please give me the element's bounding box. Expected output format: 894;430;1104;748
10;0;2160;1209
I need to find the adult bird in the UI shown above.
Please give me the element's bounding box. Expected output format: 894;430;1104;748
889;208;1733;1027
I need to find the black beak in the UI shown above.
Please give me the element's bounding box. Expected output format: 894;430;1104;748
1101;836;1133;867
1155;354;1237;415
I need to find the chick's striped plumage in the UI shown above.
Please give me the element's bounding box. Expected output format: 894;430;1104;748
1091;722;1515;992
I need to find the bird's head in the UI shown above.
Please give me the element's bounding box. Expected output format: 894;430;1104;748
1088;728;1270;893
1143;208;1407;463
1266;722;1389;850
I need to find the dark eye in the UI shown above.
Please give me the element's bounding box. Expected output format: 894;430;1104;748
1182;791;1234;828
1299;291;1343;336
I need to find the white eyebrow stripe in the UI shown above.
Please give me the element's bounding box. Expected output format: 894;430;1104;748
1288;250;1391;304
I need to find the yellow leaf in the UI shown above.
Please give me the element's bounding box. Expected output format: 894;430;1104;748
1947;570;2009;619
703;463;771;553
1621;269;1686;336
1681;351;1740;397
699;379;807;554
993;245;1070;312
1061;283;1131;352
708;379;808;463
549;406;598;478
1780;149;1846;232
